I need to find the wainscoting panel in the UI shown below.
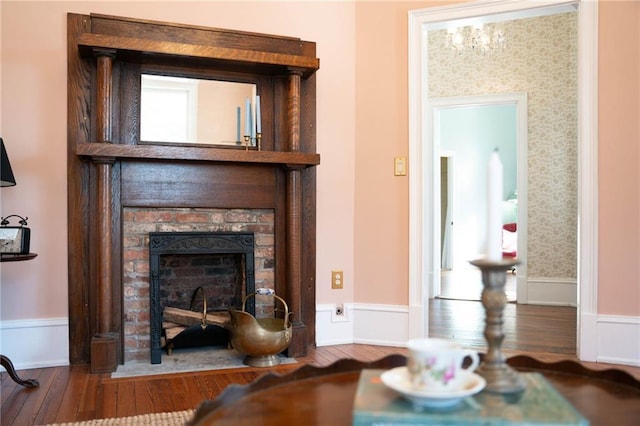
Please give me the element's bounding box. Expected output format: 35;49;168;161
596;315;640;367
0;318;69;370
351;303;410;346
525;278;578;306
316;303;639;368
5;309;637;369
316;303;409;347
315;304;354;346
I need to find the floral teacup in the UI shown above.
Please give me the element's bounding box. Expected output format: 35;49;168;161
407;338;479;391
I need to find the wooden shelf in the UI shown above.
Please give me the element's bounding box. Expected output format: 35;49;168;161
76;143;320;168
0;253;37;262
77;33;319;78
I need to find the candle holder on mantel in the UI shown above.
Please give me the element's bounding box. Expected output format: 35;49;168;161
470;257;527;395
243;134;262;151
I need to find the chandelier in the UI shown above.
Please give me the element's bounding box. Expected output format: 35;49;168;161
447;24;506;55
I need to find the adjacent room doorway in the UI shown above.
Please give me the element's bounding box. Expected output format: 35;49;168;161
407;0;598;363
431;95;526;302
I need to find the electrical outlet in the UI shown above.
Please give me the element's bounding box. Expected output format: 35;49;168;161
331;270;343;289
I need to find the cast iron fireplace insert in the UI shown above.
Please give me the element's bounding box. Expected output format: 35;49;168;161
148;231;256;364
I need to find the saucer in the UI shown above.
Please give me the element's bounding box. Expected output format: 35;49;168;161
380;366;486;408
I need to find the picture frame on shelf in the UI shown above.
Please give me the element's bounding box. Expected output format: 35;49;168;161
0;215;30;254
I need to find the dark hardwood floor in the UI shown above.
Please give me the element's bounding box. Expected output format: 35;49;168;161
2;299;638;425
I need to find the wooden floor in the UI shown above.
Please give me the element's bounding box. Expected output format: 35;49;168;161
2;299;639;425
440;267;516;301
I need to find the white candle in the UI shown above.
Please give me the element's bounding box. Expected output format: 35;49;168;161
256;95;262;134
487;150;503;261
245;98;251;136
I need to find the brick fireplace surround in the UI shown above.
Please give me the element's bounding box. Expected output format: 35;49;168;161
122;207;274;362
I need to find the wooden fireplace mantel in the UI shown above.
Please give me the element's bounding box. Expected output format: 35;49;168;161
67;13;319;372
76;143;320;168
75;32;320;78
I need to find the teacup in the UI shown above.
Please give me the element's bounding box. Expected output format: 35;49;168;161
406;338;479;391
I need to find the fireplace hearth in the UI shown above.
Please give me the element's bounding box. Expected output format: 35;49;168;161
149;232;255;364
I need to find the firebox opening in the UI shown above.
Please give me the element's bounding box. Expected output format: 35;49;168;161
149;232;256;364
159;253;246;313
159;252;243;355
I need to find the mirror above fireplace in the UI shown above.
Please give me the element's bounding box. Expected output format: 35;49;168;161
140;75;257;146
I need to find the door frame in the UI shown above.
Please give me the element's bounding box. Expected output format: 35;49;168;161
440;152;455;273
430;94;528;302
408;0;599;361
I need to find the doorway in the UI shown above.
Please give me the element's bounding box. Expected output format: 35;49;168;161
432;96;526;302
407;1;599;362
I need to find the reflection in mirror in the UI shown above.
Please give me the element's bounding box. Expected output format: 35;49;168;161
140;75;256;146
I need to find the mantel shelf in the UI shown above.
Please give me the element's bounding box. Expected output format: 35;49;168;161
77;33;320;78
76;143;320;168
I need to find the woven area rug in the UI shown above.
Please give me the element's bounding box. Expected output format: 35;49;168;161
42;410;194;426
112;347;296;379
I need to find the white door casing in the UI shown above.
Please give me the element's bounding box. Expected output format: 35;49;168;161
408;0;598;361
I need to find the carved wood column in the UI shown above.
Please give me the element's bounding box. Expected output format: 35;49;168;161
285;69;306;356
90;49;119;373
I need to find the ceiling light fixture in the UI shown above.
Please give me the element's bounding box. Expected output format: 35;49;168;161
447;24;506;55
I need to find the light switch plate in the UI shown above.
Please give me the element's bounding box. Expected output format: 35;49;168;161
394;156;407;176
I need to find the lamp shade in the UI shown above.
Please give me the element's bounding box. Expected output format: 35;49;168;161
1;138;17;187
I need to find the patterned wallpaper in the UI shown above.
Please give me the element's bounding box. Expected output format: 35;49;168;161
428;12;578;279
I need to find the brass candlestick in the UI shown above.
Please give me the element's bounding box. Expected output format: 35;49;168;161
470;258;526;395
243;134;261;150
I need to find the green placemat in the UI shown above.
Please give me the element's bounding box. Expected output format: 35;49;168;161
353;369;588;425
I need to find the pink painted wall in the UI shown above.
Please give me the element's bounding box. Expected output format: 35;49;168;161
0;0;357;320
353;2;426;305
597;0;640;316
351;0;640;318
1;1;638;333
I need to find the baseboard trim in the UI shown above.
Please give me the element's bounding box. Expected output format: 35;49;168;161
596;314;640;367
316;304;639;368
351;302;409;347
4;309;638;370
316;303;410;347
525;277;577;306
315;303;354;346
0;317;69;370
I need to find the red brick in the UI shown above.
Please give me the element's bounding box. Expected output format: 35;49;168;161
255;234;275;246
135;262;149;274
123;248;148;261
175;212;211;223
135;211;174;222
225;211;256;223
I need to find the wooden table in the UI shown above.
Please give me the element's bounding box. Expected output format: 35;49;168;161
0;253;40;387
189;354;640;425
